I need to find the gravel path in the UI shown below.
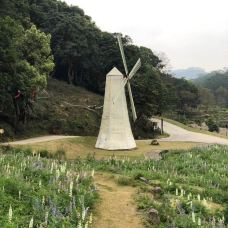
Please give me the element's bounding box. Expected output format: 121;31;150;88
2;135;77;145
153;119;228;145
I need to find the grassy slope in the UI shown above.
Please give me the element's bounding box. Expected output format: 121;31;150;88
0;79;103;140
16;136;200;160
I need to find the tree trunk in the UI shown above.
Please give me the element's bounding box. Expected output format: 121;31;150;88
67;61;74;84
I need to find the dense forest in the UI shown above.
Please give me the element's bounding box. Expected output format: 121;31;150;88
0;0;200;138
193;70;228;108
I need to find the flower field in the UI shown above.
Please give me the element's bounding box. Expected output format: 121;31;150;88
0;144;227;227
0;147;98;227
87;145;228;227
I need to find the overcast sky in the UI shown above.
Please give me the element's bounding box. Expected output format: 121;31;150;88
65;0;228;71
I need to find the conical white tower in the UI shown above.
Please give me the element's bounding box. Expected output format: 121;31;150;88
95;67;136;150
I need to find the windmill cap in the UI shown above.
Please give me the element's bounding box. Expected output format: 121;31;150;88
107;67;123;76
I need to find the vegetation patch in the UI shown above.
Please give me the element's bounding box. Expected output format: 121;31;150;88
0;146;98;227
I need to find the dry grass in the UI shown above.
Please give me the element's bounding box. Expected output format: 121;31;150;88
15;136;201;160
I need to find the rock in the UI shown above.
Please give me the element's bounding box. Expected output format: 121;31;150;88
159;150;169;159
150;139;159;145
139;176;149;183
148;208;160;225
151;186;163;194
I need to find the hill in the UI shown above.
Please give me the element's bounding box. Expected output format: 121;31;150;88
172;67;206;79
0;0;200;138
193;70;228;90
0;79;103;140
193;70;228;108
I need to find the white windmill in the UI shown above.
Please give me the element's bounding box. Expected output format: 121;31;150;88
95;35;141;150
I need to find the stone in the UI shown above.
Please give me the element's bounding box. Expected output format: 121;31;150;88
151;186;163;194
150;139;159;145
139;176;149;183
148;208;160;225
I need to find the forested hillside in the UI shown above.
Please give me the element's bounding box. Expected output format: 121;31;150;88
194;70;228;108
0;0;200;138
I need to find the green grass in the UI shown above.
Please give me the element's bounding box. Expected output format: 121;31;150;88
1;144;227;227
0;146;98;227
86;145;228;227
0;78;103;141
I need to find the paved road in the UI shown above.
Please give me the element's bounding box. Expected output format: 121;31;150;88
2;135;77;145
2;120;228;146
153;119;228;145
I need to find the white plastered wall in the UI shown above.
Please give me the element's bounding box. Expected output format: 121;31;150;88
95;67;136;150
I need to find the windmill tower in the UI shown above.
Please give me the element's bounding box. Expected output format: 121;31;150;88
95;35;141;150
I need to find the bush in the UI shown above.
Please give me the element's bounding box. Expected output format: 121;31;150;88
206;118;219;132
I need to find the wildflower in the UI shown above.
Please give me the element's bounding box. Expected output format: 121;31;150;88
198;217;201;226
56;169;60;179
77;221;82;228
69;181;73;197
84;221;89;228
176;188;178;196
8;205;12;223
91;169;95;178
45;211;49;225
42;196;45;206
29;217;33;228
89;213;93;224
192;211;195;223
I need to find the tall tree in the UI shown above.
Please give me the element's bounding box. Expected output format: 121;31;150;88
0;17;54;124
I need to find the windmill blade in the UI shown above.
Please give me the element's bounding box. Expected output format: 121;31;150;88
112;77;128;104
127;81;137;122
117;35;129;75
128;58;141;80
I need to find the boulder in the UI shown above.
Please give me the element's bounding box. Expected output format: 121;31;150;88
150;139;159;145
148;208;160;225
151;186;163;194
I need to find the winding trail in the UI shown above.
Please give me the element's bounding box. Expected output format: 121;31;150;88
153;118;228;145
93;172;143;228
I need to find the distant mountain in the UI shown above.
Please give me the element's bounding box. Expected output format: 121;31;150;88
171;67;207;80
193;70;228;90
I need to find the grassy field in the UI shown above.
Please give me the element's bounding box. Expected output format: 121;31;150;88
87;145;228;227
1;144;227;227
15;137;200;160
0;146;98;227
0;79;103;141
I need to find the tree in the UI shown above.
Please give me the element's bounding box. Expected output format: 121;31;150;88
215;86;228;107
0;17;54;124
199;87;215;108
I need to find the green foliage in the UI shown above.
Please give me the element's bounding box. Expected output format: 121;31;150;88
194;70;228;108
0;16;54;124
0;0;200;137
0;146;98;227
84;145;228;226
206;118;219;132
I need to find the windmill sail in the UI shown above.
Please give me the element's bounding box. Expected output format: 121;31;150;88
95;36;141;150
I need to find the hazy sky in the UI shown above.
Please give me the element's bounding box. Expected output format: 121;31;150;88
65;0;228;71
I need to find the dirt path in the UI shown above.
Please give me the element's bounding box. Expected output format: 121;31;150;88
93;172;143;228
2;135;77;145
153;118;228;145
